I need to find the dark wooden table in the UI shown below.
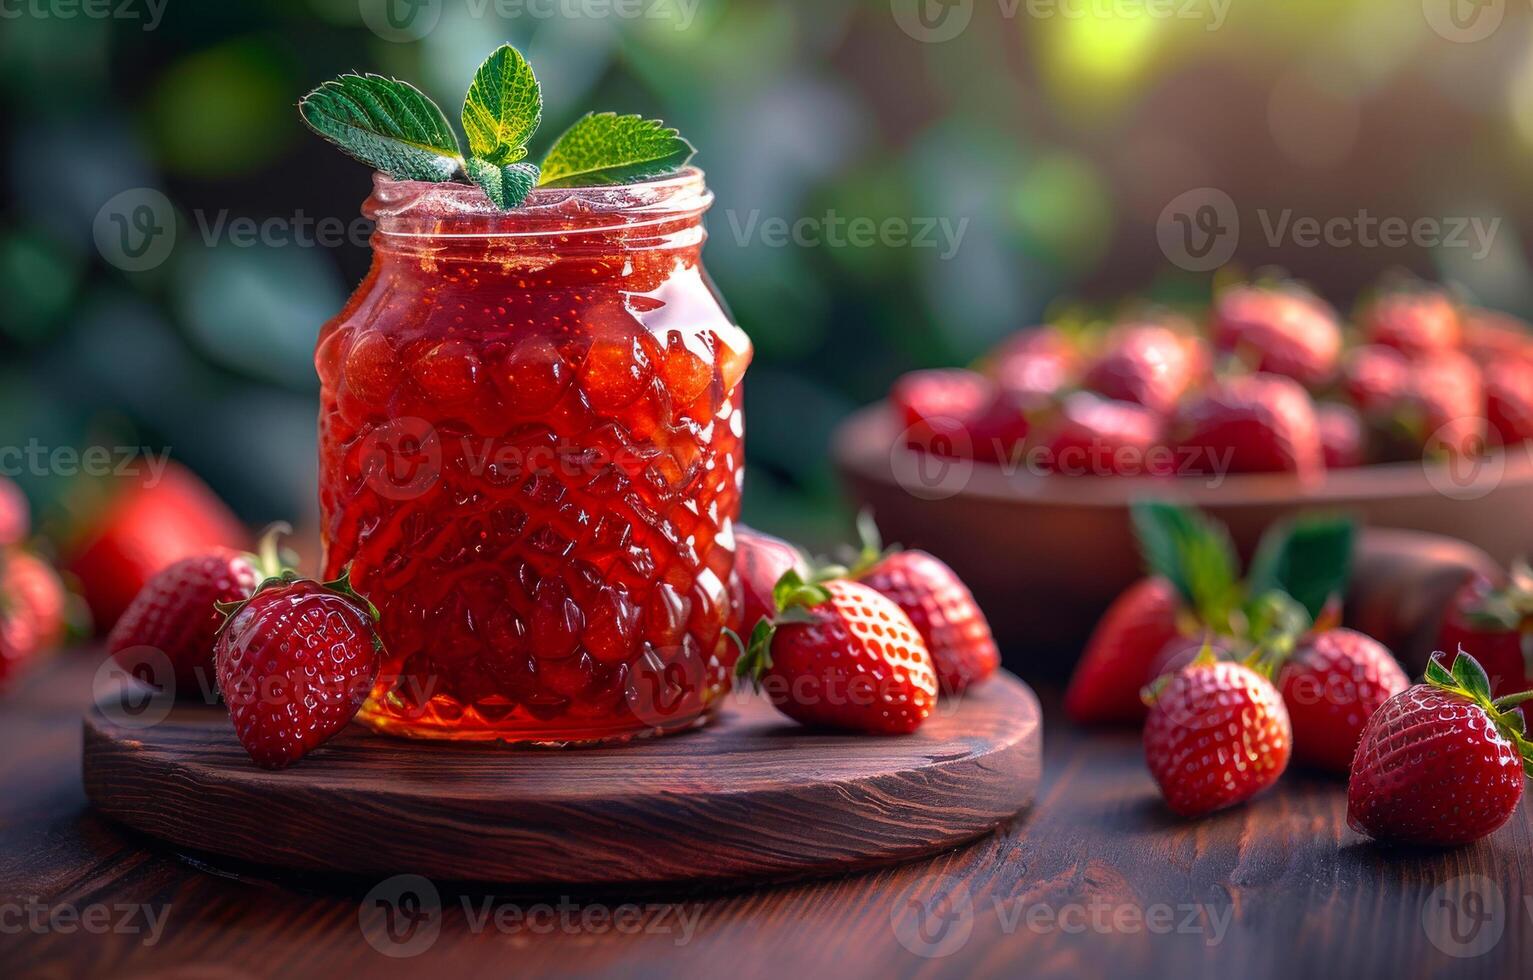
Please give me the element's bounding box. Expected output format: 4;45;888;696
2;651;1527;979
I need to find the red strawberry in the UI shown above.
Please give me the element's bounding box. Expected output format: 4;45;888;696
216;569;383;769
0;477;29;547
108;527;289;700
66;463;247;630
1408;351;1486;461
1147;631;1236;683
1035;393;1168;477
1485;361;1533;447
857;549;999;695
1171;373;1324;478
1464;309;1533;367
1084;322;1203;416
1066;577;1186;725
734;525;808;637
1347;652;1532;846
990;328;1078;406
0;549;67;688
1210;282;1342;386
1143;653;1292;817
1317;403;1364;469
1361;288;1463;356
1341;345;1411;417
1277;628;1409;774
889;369;1028;463
1437;570;1533;699
734;573;937;734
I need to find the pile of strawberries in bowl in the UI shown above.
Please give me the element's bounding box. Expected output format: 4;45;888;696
890;275;1533;479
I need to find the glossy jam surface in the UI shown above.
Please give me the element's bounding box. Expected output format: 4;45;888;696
315;172;750;742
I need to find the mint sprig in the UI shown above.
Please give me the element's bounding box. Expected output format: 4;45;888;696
299;44;695;210
299;74;464;182
538;113;695;188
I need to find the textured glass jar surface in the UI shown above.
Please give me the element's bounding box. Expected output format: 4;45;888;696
313;170;750;742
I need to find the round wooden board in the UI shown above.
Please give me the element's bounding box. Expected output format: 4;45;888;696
83;672;1041;887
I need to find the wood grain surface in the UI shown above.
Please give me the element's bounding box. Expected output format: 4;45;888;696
79;672;1042;886
3;652;1528;980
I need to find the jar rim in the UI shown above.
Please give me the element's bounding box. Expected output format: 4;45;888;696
367;166;713;239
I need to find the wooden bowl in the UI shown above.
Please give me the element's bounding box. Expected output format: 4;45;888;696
832;403;1530;675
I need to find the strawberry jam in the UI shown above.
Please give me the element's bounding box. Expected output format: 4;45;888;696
314;170;750;743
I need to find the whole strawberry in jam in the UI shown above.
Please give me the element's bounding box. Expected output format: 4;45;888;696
1485;361;1533;447
855;544;999;696
216;569;383;769
0;549;67;688
1437;567;1533;699
735;525;808;637
1171;373;1323;478
1066;577;1186;725
1316;403;1365;469
1361;286;1463;356
735;572;937;734
1348;652;1533;846
66;463;247;630
1034;393;1167;477
1210;281;1342;387
1277;628;1408;774
1143;652;1292;818
108;526;289;700
1083;321;1204;416
890;368;1028;463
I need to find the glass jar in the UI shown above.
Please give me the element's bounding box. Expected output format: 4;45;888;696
314;169;750;743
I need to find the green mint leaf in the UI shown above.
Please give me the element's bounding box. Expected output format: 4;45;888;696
538;112;695;188
465;158;539;209
462;44;542;165
299;74;463;181
1130;501;1239;622
1245;514;1355;621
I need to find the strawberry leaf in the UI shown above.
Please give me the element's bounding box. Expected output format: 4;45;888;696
300;74;464;181
1130;501;1238;623
465;158;539;209
1451;650;1495;703
538;113;694;188
462;44;542;165
1245;514;1355;621
1425;651;1456;688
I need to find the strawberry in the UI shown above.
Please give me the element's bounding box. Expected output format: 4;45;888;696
1347;651;1533;846
215;568;383;769
1437;568;1533;699
1143;651;1292;817
0;477;29;547
889;369;1028;463
1034;393;1168;477
66;462;247;630
1361;287;1463;356
1316;403;1364;469
1171;373;1324;478
1485;361;1533;447
1066;577;1186;725
1277;628;1409;774
1341;344;1411;417
1210;282;1342;386
1083;322;1203;416
989;327;1078;407
734;525;808;637
855;547;999;696
734;572;937;734
1147;631;1236;683
108;526;290;700
1408;351;1485;461
0;549;66;688
1464;308;1533;368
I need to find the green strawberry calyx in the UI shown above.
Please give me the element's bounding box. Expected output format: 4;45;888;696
1426;649;1533;778
730;568;829;693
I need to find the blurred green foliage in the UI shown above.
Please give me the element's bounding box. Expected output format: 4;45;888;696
3;0;1533;549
